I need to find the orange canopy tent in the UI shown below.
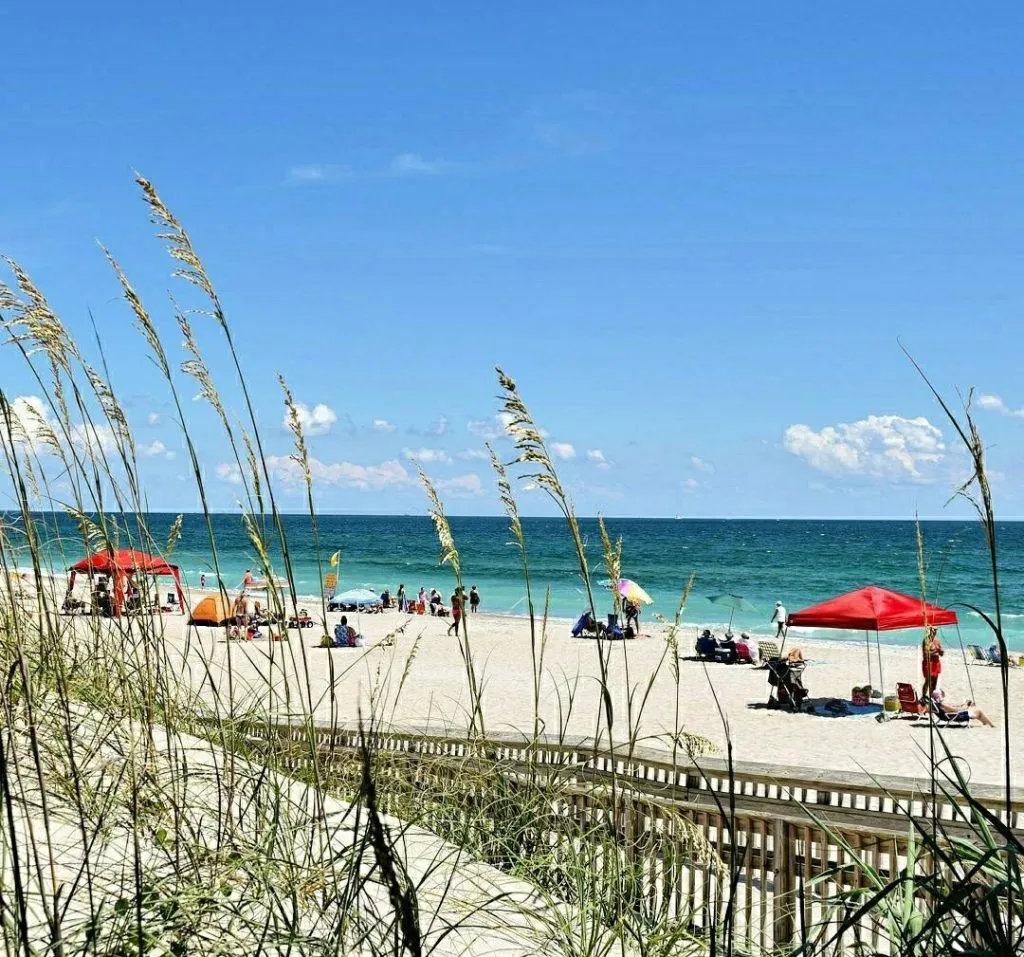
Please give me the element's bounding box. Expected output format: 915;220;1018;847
68;548;185;616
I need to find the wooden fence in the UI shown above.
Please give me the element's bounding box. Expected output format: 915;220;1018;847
246;720;1023;953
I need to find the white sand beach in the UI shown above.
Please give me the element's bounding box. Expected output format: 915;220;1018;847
142;603;1019;789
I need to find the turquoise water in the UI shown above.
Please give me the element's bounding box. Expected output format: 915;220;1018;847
16;513;1024;650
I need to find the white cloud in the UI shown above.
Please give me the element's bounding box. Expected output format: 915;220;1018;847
977;394;1024;418
586;449;612;470
216;463;242;485
458;448;490;461
266;455;410;490
467;412;542;442
7;396;54;451
140;439;175;461
403;447;452;464
551;442;576;460
683;478;700;491
435;473;484;496
784;414;945;481
468;417;503;440
286;402;337;437
286;163;350;185
389;153;450;175
147;412;161;426
7;395;117;456
372;418;397;433
690;456;714;473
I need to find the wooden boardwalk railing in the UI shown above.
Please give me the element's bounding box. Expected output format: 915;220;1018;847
245;720;1023;953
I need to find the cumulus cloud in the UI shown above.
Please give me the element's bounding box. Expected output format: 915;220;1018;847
784;414;945;481
147;412;161;426
7;396;118;455
372;418;397;433
265;455;411;490
402;448;451;464
458;448;490;460
690;456;714;473
216;463;242;485
550;442;576;460
586;449;612;470
140;440;175;461
976;394;1024;418
468;417;503;440
435;473;484;496
285;402;337;436
683;478;700;491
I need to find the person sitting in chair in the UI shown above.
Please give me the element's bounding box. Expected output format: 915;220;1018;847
334;615;357;647
931;689;995;727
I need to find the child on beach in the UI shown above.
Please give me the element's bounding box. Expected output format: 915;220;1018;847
921;626;944;700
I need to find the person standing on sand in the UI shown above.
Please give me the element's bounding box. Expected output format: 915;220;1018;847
921;626;944;700
200;572;206;589
470;585;480;613
243;569;254;592
447;589;464;636
418;586;426;612
397;583;407;613
770;601;787;637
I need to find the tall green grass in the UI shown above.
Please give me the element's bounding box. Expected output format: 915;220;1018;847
1;177;1018;957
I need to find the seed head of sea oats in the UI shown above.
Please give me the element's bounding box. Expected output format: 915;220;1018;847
278;374;312;487
136;175;224;322
101;245;172;379
420;470;461;579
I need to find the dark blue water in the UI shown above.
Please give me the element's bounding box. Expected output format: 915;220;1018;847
13;513;1023;648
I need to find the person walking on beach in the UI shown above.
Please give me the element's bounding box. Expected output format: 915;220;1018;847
770;601;787;637
921;625;944;700
447;589;464;636
397;583;407;613
469;585;480;613
200;572;206;589
243;569;254;592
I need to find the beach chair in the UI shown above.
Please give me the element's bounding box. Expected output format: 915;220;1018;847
757;640;781;667
895;682;925;718
925;697;971;726
986;646;1018;667
967;644;988;664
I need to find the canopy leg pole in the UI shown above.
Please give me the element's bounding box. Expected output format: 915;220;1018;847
866;630;873;692
956;622;975;703
875;630;885;698
728;609;735;632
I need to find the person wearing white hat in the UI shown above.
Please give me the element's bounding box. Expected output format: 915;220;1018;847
770;600;787;637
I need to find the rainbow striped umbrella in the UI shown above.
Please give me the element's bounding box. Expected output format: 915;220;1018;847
618;579;653;604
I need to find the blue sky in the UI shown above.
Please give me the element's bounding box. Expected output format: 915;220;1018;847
3;1;1024;517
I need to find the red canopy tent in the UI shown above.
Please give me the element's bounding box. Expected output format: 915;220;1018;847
787;585;958;695
68;549;185;616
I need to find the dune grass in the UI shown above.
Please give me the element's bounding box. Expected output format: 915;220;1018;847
0;178;1020;956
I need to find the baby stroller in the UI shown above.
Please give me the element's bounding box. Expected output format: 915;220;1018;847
766;657;808;711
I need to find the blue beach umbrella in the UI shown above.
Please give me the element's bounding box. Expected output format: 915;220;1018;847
331;588;382;608
706;593;758;632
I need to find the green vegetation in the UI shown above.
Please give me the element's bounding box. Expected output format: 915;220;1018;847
0;179;1020;955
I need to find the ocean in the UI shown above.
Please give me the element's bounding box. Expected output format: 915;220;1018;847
15;512;1024;650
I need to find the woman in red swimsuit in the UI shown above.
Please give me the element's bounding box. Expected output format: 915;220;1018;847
921;626;944;700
